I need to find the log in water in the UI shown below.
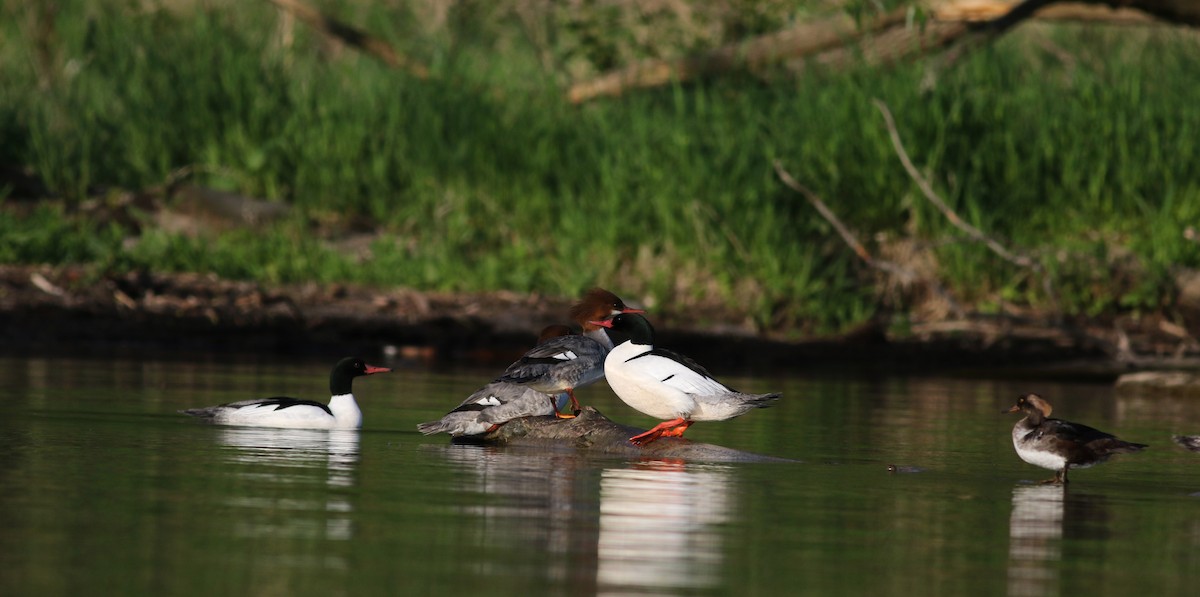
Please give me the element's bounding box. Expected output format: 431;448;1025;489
459;407;792;463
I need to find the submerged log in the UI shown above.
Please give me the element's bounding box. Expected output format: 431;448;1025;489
462;407;791;463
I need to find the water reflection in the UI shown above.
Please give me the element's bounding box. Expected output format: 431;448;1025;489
432;443;593;586
597;461;732;595
1007;484;1108;597
215;428;360;543
433;444;735;595
1007;484;1064;597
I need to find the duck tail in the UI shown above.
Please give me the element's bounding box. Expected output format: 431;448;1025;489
179;407;219;419
1118;440;1149;453
416;420;448;435
745;392;782;408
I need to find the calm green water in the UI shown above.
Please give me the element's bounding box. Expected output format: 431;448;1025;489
2;356;1199;596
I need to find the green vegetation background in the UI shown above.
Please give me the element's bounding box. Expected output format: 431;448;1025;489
2;1;1198;334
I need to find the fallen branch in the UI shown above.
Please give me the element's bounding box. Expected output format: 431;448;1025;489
567;7;910;104
469;407;790;463
265;0;429;78
568;0;1191;104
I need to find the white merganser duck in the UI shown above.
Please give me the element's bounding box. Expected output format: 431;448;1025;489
1005;393;1147;484
592;313;781;445
495;288;643;414
181;357;390;429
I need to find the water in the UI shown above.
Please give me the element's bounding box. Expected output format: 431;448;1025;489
2;356;1200;596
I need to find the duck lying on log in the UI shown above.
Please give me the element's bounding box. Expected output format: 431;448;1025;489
454;407;790;464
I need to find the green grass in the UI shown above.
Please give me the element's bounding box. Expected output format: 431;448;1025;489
2;2;1199;333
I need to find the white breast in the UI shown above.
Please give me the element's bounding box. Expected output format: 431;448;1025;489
1012;427;1065;471
604;343;697;420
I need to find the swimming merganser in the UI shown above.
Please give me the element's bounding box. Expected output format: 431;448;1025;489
1004;393;1147;484
496;288;643;413
591;313;781;445
181;357;390;429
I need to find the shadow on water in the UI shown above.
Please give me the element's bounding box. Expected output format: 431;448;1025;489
425;443;735;595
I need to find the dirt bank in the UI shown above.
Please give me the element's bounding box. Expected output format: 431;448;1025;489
2;264;1197;377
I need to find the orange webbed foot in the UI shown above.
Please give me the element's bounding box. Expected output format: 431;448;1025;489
629;418;690;446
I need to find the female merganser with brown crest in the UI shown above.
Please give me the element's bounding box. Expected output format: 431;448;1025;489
181;357;389;429
495;288;643;414
592;313;781;446
1004;393;1147;484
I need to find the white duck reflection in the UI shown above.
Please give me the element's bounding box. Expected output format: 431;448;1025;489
1007;484;1064;597
1007;483;1109;597
216;428;360;542
597;461;732;595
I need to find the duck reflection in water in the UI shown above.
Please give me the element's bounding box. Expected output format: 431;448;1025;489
216;428;360;544
1007;484;1108;597
432;443;595;587
597;460;733;595
432;445;735;595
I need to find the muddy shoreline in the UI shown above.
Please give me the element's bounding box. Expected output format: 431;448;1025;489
3;264;1197;378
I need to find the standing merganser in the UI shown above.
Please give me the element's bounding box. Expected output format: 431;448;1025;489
181;357;390;429
1004;393;1147;484
496;288;643;414
591;313;781;446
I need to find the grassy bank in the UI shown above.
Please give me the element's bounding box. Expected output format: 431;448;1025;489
2;1;1199;335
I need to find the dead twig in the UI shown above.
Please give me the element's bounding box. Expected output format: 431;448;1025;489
872;99;1034;268
773;160;965;317
872;98;1060;316
773;161;874;266
265;0;429;78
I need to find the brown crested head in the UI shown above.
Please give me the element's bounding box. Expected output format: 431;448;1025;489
569;287;643;330
1004;393;1052;420
536;324;576;345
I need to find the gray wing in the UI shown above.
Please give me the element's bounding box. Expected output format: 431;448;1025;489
496;335;607;390
453;382;556;423
418;382;555;436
